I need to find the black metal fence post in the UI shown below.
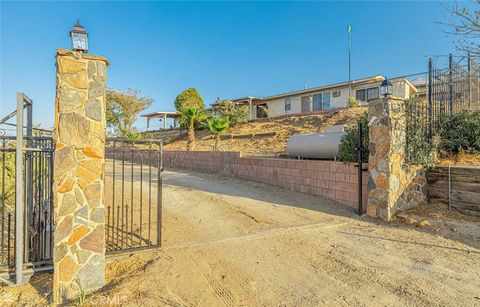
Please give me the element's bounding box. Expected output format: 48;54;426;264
467;52;471;109
449;53;454;114
357;120;363;215
428;58;433;141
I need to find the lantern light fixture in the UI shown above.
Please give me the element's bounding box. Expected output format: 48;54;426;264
70;19;88;53
380;77;393;97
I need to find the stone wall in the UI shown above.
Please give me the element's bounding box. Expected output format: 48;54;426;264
159;151;368;210
366;97;427;220
52;49;108;303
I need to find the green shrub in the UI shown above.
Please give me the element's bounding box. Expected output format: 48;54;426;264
439;110;480;154
347;96;360;108
338;113;369;162
214;99;249;127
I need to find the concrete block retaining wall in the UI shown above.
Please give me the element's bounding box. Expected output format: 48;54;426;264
161;150;368;210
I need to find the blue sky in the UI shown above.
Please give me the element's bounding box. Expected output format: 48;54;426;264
0;1;460;130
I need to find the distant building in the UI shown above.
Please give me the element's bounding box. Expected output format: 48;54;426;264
213;76;417;120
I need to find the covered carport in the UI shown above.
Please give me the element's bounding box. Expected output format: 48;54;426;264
142;111;181;130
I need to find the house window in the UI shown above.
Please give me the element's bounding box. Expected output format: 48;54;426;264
356;89;366;101
356;87;380;101
367;87;379;100
285;98;292;112
323;92;331;109
313;94;322;111
301;96;311;113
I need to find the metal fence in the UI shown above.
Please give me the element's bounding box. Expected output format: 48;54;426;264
405;54;480;163
104;138;163;254
427;54;480;138
0;135;54;272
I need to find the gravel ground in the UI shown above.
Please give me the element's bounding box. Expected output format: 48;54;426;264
1;168;479;306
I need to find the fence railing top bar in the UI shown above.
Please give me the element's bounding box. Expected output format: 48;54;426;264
106;137;163;144
0;135;54;141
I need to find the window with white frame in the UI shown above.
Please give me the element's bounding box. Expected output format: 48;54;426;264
356;89;366;101
356;87;379;101
313;94;322;111
367;87;379;100
322;92;331;109
285;98;292;112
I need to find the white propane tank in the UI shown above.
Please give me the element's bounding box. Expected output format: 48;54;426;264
287;125;346;159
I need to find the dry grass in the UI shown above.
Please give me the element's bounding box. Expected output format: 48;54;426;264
164;107;367;156
436;151;480;166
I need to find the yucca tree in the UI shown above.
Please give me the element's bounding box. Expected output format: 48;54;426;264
206;117;229;150
178;107;206;151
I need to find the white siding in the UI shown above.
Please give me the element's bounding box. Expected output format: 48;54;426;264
251;80;414;119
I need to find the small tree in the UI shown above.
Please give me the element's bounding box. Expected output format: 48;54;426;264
178;106;206;150
106;89;153;138
206;117;229;150
174;88;204;112
214;99;249;127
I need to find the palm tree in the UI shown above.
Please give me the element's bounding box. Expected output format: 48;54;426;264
178;107;206;151
206;117;229;150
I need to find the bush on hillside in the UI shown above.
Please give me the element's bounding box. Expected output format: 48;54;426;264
214;99;249;127
338;113;369;162
347;96;360;108
439;110;480;154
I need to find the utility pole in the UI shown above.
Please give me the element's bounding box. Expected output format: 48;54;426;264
347;25;352;98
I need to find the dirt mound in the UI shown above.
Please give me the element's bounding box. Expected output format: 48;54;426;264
164;107;367;156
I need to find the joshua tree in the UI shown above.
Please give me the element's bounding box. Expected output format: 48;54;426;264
178;106;206;150
206;117;229;150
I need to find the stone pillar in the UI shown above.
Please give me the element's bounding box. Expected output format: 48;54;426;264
52;49;108;303
366;96;427;220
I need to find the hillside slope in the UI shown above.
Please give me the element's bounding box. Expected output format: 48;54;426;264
164;107;367;157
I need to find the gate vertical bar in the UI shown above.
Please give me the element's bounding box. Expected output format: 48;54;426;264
428;59;433;141
26;99;33;261
467;52;471;109
1;140;5;264
15;92;24;284
449;53;453;114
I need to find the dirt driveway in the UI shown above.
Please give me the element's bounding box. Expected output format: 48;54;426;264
1;168;479;306
100;169;480;306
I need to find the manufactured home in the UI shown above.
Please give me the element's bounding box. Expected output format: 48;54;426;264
213;76;417;120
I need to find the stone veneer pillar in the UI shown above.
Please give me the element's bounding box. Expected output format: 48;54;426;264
53;49;108;303
366;96;427;220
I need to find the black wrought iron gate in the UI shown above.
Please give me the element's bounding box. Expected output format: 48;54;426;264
104;138;163;254
0;137;54;272
0;93;55;283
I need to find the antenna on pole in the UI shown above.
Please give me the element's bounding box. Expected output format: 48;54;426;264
347;25;352;99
